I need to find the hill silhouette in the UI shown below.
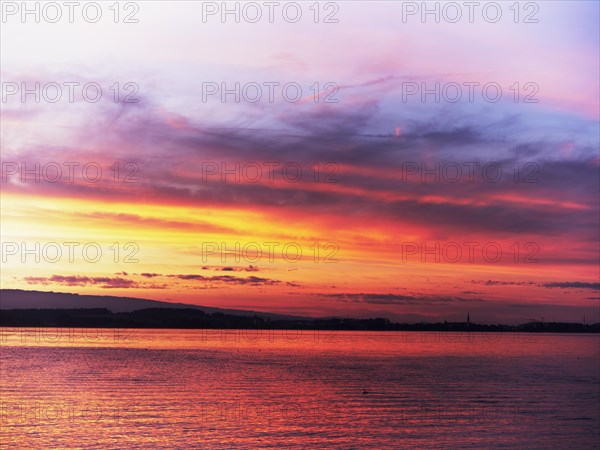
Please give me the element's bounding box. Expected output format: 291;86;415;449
1;307;598;333
0;289;302;319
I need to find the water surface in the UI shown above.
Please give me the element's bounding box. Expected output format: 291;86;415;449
1;329;598;449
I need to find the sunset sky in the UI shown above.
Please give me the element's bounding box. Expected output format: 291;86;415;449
1;1;599;323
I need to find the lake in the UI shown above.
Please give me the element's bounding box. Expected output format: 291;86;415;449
1;329;598;449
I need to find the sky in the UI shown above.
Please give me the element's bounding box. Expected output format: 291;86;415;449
1;1;599;323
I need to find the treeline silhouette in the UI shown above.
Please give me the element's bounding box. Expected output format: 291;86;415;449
1;308;598;332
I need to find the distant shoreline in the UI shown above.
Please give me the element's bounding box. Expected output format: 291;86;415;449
1;308;598;333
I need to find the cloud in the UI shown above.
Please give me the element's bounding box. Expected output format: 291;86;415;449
25;275;138;289
318;292;485;305
542;282;600;290
473;280;600;290
202;265;260;272
473;280;537;286
169;273;297;286
210;275;279;285
4;94;598;242
23;271;294;289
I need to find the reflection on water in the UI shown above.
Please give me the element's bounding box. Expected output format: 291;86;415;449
1;329;598;449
